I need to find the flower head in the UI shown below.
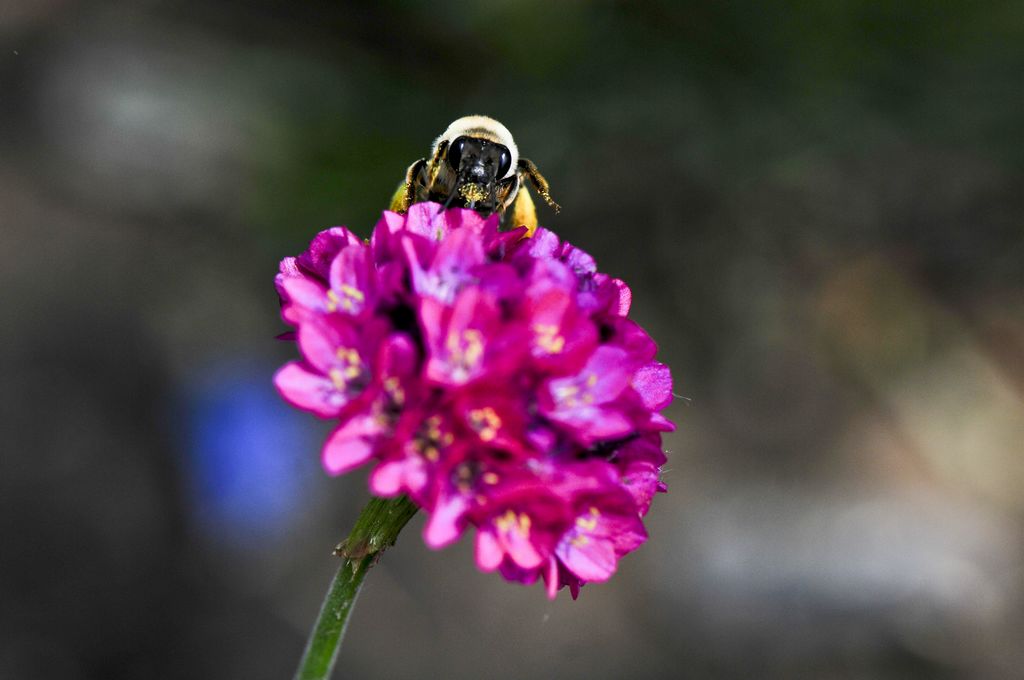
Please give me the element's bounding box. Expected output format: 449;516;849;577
275;202;674;598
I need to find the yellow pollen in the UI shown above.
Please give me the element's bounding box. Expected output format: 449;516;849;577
554;384;579;407
462;329;484;364
576;508;601;532
415;416;450;460
571;534;590;547
554;385;579;399
339;283;365;302
586;374;598;388
468;407;502;442
495;509;530;536
459;182;488;203
383;377;405;406
533;323;566;354
495;509;516;532
445;329;485;379
336;347;361;366
482;472;500;485
326;289;341;312
328;368;346;390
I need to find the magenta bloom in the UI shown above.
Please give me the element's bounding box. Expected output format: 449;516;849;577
274;203;674;598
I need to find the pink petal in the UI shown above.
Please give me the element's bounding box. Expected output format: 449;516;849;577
585;347;633;401
296;322;339;374
379;333;418;378
545;557;559;600
417;297;445;348
557;536;617;582
475;530;504;571
632;362;673;410
569;579;582;600
278;256;301;279
280;277;328;312
611;278;632;316
405;202;448;240
445;206;497;235
298;226;360;278
377;210;406;234
273;361;341;418
423;495;468;548
646;413;676;432
610;319;657;364
328;245;374;315
505;530;544;570
321;415;380;475
545;405;634;444
368;460;404;496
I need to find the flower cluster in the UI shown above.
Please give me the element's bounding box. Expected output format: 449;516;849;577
275;203;673;598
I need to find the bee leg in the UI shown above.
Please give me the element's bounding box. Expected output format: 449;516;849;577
426;140;449;191
389;158;426;213
496;174;520;213
517;158;561;213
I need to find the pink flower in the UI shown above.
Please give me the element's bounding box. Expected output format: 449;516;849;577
539;346;637;445
274;203;675;598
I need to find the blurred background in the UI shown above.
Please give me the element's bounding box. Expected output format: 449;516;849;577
2;1;1023;678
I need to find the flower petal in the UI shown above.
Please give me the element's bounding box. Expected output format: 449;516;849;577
369;460;404;496
297;227;360;277
280;276;329;314
423;494;469;548
328;244;375;315
557;534;617;582
322;415;381;475
273;361;343;418
475;530;504;571
632;362;673;411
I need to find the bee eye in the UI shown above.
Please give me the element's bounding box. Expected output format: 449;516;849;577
447;137;467;170
496;145;512;178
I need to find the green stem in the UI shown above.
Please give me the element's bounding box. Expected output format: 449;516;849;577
293;495;419;680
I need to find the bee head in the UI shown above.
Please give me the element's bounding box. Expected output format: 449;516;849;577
434;115;518;182
396;116;556;225
447;136;513;185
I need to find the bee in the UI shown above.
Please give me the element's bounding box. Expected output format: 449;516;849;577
389;115;560;236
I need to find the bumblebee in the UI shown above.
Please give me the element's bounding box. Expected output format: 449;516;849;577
389;115;559;236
